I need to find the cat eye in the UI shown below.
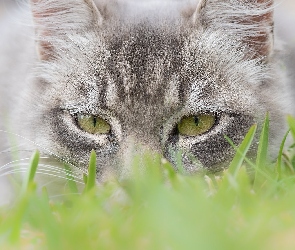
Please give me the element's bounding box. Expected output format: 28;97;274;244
77;114;111;134
177;114;215;136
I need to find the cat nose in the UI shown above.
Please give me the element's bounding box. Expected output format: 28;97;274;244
118;135;161;178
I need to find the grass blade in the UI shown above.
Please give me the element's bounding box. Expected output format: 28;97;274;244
287;115;295;141
64;164;79;194
276;129;290;180
225;124;257;178
256;113;269;169
253;114;269;187
21;150;39;195
83;150;96;193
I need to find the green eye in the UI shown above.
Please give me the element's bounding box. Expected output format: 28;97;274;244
77;115;111;134
177;114;215;136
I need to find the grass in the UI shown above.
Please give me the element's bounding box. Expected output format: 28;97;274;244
1;116;295;249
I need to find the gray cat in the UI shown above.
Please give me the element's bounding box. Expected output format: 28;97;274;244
0;0;293;200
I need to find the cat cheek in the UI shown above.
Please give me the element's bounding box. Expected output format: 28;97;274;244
162;114;255;173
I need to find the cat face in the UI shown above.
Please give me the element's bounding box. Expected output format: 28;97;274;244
22;0;287;177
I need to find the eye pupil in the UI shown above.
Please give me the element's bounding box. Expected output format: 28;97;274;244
93;116;97;127
194;117;199;126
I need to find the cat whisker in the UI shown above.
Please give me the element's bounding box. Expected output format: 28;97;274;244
0;157;83;181
37;164;83;180
49;193;82;199
0;158;32;171
34;172;84;185
40;176;83;192
0;168;31;177
0;157;61;171
0;162;83;180
0;129;77;169
0;168;85;186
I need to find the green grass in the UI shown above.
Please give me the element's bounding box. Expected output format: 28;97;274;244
2;116;295;249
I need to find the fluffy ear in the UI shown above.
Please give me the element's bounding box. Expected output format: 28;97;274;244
30;0;103;60
192;0;274;59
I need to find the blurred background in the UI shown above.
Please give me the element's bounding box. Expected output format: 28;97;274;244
275;0;295;45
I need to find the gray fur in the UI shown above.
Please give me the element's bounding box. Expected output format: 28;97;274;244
0;0;294;200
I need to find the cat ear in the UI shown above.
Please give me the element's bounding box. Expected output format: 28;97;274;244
30;0;103;60
192;0;274;59
191;0;207;22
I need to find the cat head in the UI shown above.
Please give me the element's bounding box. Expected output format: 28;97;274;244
24;0;288;177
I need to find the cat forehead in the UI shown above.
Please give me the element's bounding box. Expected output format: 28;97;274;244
59;25;186;122
53;24;188;98
103;24;185;99
46;23;260;117
106;23;184;66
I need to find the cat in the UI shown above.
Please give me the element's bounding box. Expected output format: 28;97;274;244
0;0;294;202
